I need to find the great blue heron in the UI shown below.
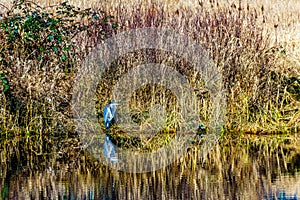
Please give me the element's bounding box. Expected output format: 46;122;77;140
103;101;119;163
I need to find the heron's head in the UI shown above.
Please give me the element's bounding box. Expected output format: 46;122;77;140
109;101;121;107
107;101;120;115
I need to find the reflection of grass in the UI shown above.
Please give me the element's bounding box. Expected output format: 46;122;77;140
1;133;300;199
109;128;177;152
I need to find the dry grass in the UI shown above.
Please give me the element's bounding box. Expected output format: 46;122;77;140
0;0;299;141
95;0;300;134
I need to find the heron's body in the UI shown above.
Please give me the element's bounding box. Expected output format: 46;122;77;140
103;101;119;163
103;102;118;130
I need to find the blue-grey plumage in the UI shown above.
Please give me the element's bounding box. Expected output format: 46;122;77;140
103;135;117;163
103;101;119;163
103;102;119;130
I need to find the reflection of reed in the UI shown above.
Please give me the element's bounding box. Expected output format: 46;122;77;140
270;174;300;199
1;135;299;199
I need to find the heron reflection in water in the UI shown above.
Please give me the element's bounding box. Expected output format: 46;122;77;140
103;101;119;163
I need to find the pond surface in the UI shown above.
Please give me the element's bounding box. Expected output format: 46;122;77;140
0;135;300;199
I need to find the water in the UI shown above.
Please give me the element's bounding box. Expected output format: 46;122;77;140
0;135;299;199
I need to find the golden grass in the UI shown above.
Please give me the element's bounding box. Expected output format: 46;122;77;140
1;0;300;47
0;0;299;140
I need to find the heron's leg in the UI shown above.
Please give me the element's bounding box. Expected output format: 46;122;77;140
107;128;110;138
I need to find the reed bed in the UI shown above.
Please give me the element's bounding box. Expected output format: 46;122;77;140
0;0;299;141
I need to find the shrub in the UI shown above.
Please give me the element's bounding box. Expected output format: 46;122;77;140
0;0;116;134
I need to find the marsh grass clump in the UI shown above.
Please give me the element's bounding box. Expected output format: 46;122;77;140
0;0;298;148
94;47;208;151
0;0;116;135
200;5;299;133
97;0;300;138
90;0;300;151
